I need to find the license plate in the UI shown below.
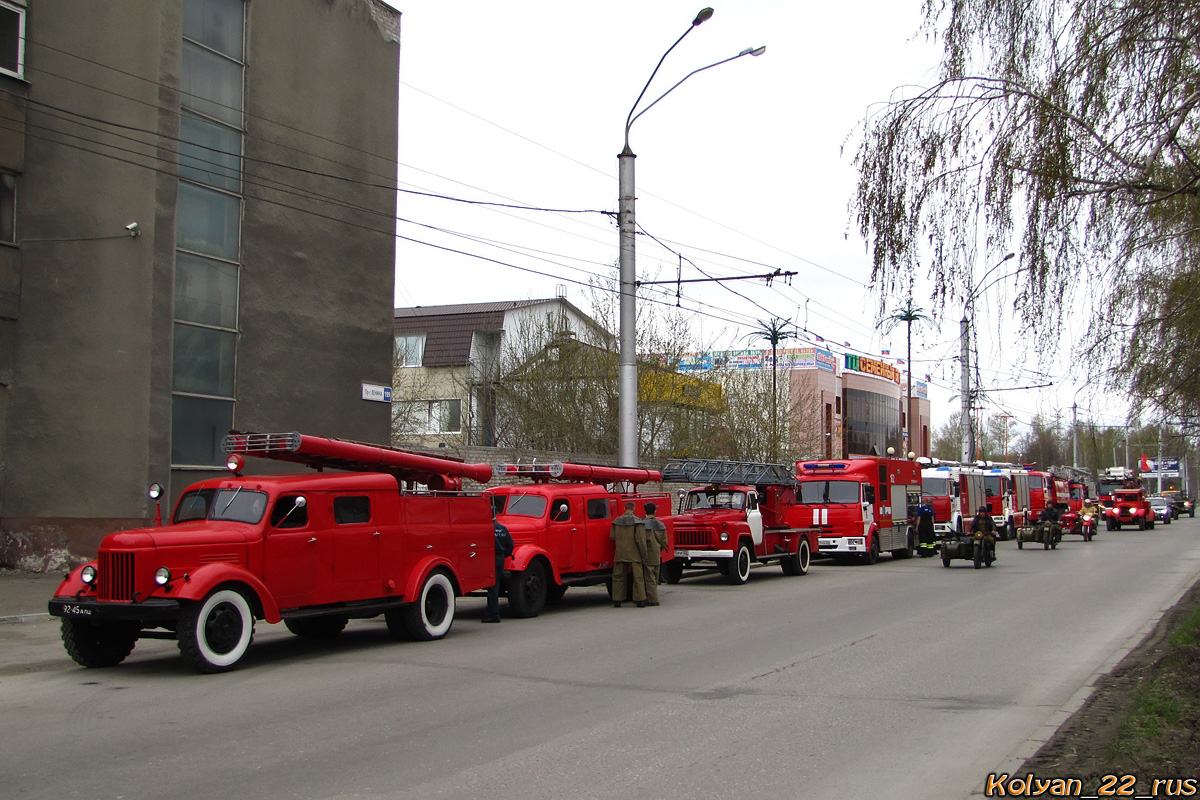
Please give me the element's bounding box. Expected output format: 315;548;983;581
59;604;93;616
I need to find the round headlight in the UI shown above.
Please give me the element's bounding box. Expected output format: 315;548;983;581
226;453;245;473
80;565;96;585
148;482;164;500
719;531;730;542
154;567;172;586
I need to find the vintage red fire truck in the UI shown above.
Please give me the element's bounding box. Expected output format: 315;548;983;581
486;462;672;616
795;456;922;563
1105;487;1155;530
48;432;496;673
661;459;819;585
920;461;986;538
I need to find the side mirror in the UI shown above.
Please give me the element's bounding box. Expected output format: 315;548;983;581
294;496;307;508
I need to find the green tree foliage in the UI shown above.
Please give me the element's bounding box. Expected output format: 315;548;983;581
852;0;1200;429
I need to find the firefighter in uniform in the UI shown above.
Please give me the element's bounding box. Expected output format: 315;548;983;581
610;501;646;607
916;501;936;557
641;502;668;606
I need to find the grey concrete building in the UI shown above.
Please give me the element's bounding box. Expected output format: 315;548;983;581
0;0;399;569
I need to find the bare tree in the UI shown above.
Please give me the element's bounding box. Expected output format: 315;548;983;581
852;0;1200;429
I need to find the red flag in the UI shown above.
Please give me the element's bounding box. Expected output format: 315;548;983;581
1139;454;1151;472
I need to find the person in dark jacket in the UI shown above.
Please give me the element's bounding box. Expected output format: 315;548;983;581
916;502;936;557
610;501;646;608
483;520;514;623
641;502;668;606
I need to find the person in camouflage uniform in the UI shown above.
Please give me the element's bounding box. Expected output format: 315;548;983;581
640;502;668;606
610;501;646;607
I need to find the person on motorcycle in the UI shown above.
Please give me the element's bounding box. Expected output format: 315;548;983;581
1038;504;1063;543
969;505;997;563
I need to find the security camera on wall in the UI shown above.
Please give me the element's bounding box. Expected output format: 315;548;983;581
125;222;139;236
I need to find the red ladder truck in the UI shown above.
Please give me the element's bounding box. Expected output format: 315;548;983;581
661;459;819;585
486;462;672;617
49;431;495;673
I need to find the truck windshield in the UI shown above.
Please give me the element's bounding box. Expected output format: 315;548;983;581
984;476;1002;497
173;488;268;525
503;494;548;517
685;490;746;510
922;477;948;496
798;480;860;504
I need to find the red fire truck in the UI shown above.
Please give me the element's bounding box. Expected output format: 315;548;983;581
796;456;922;563
919;461;985;538
661;459;819;585
48;432;496;673
486;462;672;616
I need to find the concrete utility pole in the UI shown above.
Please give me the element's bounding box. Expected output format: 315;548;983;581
960;315;973;462
1072;402;1078;468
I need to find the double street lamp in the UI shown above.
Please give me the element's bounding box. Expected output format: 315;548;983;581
617;7;765;467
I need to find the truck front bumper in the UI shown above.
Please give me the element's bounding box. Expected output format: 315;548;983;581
674;549;734;560
49;596;181;623
818;536;867;554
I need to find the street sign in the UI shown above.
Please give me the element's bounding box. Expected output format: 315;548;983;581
361;383;392;403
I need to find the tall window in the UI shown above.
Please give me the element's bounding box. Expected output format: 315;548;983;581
402;399;462;434
172;0;246;467
0;1;25;80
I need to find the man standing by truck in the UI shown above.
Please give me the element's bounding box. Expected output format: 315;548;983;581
641;502;668;606
610;501;646;608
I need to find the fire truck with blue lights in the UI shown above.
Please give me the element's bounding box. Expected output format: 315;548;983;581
486;462;672;616
661;459;819;585
796;456;922;563
48;432;496;673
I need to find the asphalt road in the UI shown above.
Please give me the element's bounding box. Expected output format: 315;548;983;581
3;519;1199;800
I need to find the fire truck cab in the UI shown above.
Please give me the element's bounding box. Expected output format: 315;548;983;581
486;462;672;616
920;462;985;537
48;432;496;673
796;457;922;564
663;459;819;585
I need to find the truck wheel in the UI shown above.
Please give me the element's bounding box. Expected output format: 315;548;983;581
393;569;455;641
663;558;684;584
726;542;752;585
861;535;879;565
178;588;255;674
1136;516;1146;531
1005;520;1016;541
781;538;811;576
60;619;138;668
284;616;348;638
506;559;547;617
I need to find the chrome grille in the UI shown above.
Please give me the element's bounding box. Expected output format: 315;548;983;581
674;527;711;548
99;552;135;601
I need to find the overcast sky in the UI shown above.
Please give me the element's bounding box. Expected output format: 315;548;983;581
381;0;1128;444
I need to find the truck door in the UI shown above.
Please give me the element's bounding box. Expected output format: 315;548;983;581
331;493;381;600
546;495;577;571
861;483;875;536
584;496;616;567
263;493;322;609
746;491;764;546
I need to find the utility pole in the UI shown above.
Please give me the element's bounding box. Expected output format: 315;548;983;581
960;315;973;462
1157;427;1164;494
1072;402;1078;468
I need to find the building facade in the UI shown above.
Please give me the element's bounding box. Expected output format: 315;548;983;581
0;0;399;569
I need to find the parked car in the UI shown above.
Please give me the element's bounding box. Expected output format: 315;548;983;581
1148;496;1174;525
1161;490;1194;518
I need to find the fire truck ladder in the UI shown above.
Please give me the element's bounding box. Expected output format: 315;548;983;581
222;431;493;487
661;458;797;486
501;461;661;486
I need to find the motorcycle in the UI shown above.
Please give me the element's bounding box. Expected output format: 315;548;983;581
1080;513;1096;542
941;528;996;569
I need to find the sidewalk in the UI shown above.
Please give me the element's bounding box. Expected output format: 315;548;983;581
0;570;64;621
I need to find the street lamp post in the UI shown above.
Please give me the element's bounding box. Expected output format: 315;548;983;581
617;8;764;467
